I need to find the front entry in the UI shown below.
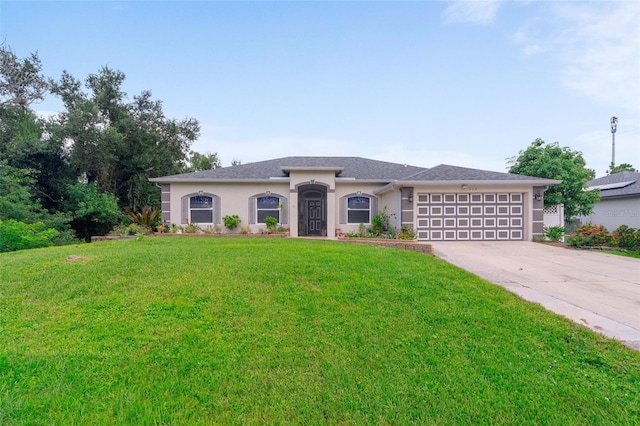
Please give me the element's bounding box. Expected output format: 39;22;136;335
298;185;327;237
306;199;323;235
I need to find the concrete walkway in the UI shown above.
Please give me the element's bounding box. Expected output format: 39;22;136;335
431;242;640;350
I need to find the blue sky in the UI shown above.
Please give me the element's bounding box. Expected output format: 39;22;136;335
2;0;638;175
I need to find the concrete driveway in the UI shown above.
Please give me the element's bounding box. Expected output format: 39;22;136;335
432;242;640;350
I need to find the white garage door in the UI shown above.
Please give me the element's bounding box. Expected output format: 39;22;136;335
416;193;524;241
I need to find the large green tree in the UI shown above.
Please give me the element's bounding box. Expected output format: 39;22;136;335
607;162;637;174
49;66;200;210
509;138;599;219
0;47;73;233
0;45;48;109
182;150;221;172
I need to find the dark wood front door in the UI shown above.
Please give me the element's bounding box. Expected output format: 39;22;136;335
307;200;322;235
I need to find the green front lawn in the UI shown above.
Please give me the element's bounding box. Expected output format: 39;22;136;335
1;237;638;424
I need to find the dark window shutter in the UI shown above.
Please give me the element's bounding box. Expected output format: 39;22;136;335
181;196;189;224
280;197;288;225
248;196;256;224
213;195;221;224
371;197;378;216
339;196;346;224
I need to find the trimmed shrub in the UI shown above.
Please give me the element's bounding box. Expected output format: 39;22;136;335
223;214;241;231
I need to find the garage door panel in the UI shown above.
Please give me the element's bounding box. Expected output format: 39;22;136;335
417;192;524;241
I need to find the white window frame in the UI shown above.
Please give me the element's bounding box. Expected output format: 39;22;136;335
190;195;214;224
256;196;280;224
347;196;371;224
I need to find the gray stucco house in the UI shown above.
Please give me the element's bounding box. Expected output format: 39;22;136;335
150;156;560;241
578;172;640;230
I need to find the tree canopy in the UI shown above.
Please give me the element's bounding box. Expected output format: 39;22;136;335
0;45;48;109
508;138;599;219
49;66;201;210
0;46;220;243
607;162;637;174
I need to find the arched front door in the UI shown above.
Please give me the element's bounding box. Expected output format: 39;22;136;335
298;185;327;236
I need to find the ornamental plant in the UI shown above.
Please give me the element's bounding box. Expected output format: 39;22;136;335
264;216;278;233
223;214;241;231
566;224;611;248
613;225;640;252
543;226;566;242
564;223;640;252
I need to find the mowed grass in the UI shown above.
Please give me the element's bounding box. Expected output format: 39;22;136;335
1;238;638;424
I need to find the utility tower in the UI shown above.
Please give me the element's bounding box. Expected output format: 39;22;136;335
610;116;618;166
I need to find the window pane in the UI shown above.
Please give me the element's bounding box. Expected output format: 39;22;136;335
348;210;369;224
258;210;279;223
257;196;279;209
348;196;370;209
191;210;213;223
190;196;212;209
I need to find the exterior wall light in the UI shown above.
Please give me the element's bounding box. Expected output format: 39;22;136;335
408;191;413;202
534;192;542;201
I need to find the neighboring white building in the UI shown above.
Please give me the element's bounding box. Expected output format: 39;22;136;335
578;172;640;230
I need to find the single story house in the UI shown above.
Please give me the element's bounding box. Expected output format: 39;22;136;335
577;171;640;230
150;156;560;241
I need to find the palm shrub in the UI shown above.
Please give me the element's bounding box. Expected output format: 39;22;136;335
543;226;566;242
125;206;160;229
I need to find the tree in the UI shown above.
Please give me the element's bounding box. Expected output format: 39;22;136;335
183;150;221;172
63;182;122;241
0;45;48;109
607;162;637;174
508;138;599;219
49;66;200;210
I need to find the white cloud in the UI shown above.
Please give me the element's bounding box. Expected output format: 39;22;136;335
552;1;640;114
442;0;502;25
523;44;544;57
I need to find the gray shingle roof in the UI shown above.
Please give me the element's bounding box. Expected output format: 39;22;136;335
587;172;640;199
152;156;427;181
401;164;559;182
151;157;559;184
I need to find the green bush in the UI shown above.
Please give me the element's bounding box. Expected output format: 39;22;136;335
566;224;611;248
398;225;416;240
544;226;566;242
565;223;640;252
613;225;640;252
264;216;278;233
0;219;59;252
369;206;391;237
223;214;241;231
